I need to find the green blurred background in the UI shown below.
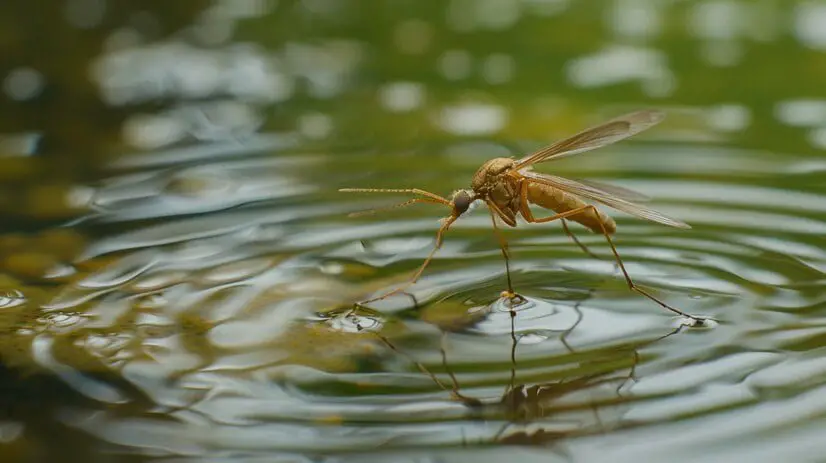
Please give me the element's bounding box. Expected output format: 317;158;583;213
3;0;825;223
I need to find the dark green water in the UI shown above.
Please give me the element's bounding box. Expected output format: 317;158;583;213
1;2;826;462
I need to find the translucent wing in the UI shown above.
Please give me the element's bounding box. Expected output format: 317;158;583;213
567;178;651;202
521;171;690;229
513;110;665;169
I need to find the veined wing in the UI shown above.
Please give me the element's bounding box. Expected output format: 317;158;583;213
519;166;651;202
513;110;665;170
566;177;650;202
522;171;690;229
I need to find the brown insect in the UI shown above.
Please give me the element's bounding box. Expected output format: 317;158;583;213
340;110;702;323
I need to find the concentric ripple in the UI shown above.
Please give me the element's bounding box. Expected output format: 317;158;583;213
3;143;826;461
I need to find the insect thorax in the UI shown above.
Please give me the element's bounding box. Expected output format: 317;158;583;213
470;157;516;193
470;158;522;216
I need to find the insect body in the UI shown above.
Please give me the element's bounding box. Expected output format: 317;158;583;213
341;110;702;323
471;157;616;234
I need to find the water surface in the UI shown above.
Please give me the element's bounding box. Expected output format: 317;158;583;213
1;2;826;462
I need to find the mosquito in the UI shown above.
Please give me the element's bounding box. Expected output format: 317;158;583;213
340;110;704;324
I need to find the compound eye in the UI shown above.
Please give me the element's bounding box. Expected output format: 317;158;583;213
453;191;473;215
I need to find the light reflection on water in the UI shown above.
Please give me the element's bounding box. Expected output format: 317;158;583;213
2;1;826;462
7;140;821;460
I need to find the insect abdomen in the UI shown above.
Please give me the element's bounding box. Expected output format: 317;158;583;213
526;183;617;234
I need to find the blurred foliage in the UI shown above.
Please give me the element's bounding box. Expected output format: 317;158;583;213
0;1;209;224
3;1;826;223
0;1;210;161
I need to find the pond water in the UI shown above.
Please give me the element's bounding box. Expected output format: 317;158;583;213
1;2;826;462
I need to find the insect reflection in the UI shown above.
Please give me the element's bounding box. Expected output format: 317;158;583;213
346;293;685;446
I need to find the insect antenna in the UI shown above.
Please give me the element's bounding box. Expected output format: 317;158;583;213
346;197;447;218
339;188;451;205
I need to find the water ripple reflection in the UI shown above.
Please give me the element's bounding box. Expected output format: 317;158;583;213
3;145;825;461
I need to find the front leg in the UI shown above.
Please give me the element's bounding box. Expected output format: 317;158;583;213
358;215;456;304
487;204;515;296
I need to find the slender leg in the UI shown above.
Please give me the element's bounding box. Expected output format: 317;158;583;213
506;301;517;396
517;187;701;322
342;188;456;304
351;308;478;404
561;219;602;260
359;216;456;304
440;331;461;393
439;331;480;404
560;291;587;352
487;205;515;296
370;329;453;391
